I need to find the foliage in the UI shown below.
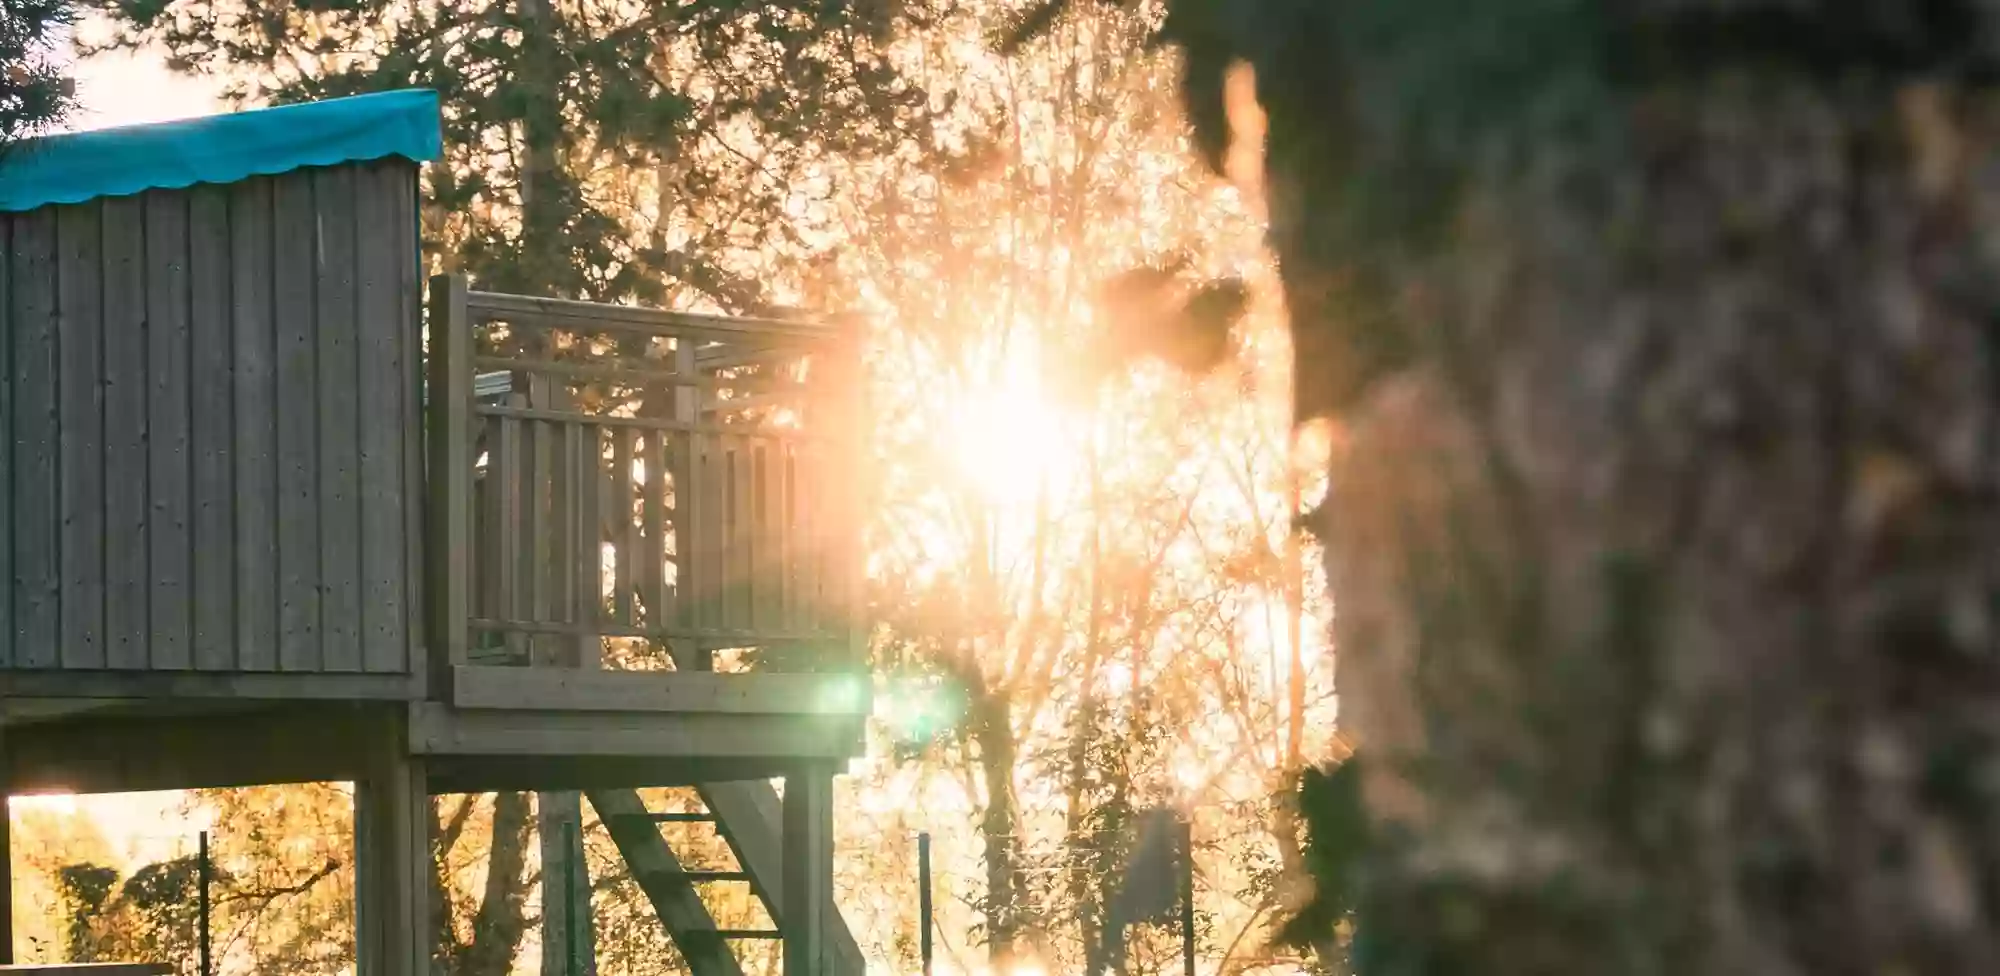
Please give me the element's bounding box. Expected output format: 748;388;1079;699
53;863;118;962
90;0;934;307
836;2;1330;970
0;0;76;150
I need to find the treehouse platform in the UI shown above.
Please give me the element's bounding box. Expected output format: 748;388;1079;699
0;91;867;975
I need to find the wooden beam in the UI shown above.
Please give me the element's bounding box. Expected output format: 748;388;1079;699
0;669;420;702
407;703;864;761
5;706;375;794
465;291;839;347
449;666;869;716
782;766;834;976
424;756;796;795
587;790;745;976
354;713;429;976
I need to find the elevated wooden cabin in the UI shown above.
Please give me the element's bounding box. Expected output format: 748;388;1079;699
0;91;867;975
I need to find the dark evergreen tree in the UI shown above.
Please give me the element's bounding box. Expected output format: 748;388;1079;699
0;0;77;151
91;0;934;308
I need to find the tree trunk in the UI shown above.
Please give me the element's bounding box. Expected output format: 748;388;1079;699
515;0;564;294
459;792;534;976
973;695;1021;965
1144;3;2000;972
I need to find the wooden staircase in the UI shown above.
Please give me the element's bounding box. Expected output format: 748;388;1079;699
590;785;864;976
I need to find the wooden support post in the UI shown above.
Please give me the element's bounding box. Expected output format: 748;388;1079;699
0;719;12;966
539;791;596;976
426;274;473;697
355;712;429;976
782;766;834;976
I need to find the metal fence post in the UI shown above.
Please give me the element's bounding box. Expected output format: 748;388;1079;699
198;830;212;976
918;832;933;976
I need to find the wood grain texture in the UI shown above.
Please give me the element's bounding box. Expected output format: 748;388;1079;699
188;185;236;671
272;173;321;672
575;423;602;667
424;274;473;682
313;167;361;673
10;209;60;669
101;195;151;671
231;178;279;672
449;665;869;715
390;163;424;684
145;190;194;671
781;767;834;976
354;714;429;976
357;162;409;675
613;428;635;626
0;216;11;670
56;202;106;669
407;702;865;759
647;428;671;629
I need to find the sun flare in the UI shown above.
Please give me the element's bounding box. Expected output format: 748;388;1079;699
946;340;1078;508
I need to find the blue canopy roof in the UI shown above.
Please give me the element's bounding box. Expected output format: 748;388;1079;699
0;89;443;213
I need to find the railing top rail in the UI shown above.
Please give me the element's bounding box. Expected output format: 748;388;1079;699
465;289;848;348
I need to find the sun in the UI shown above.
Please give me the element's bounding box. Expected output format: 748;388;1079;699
946;337;1078;508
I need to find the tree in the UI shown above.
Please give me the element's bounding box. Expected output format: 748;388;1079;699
0;0;77;150
828;2;1333;971
1024;0;2000;973
91;0;931;308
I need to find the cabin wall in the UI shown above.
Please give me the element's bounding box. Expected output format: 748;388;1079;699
0;160;424;677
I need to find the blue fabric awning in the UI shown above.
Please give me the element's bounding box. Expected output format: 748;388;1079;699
0;89;443;213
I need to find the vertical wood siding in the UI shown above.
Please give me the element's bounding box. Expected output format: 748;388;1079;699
0;160;422;675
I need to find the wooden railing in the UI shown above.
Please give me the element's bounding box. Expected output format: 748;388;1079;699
426;276;862;684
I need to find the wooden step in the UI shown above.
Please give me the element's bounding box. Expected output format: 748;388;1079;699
591;783;865;976
698;779;866;976
605;811;717;824
588;790;745;976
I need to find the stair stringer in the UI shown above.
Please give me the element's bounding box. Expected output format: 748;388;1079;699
587;790;746;976
698;779;867;976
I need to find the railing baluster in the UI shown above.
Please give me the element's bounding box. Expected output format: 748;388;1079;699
670;340;699;668
553;411;574;639
575;421;601;669
644;427;669;638
788;442;804;632
494;393;523;664
613;427;634;627
732;435;754;634
757;439;779;635
528;376;553;665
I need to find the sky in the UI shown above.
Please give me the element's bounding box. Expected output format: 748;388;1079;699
60;13;223;133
